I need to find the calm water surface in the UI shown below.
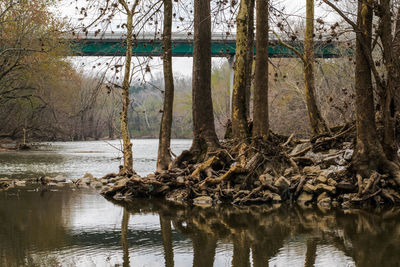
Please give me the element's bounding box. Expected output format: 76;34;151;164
0;139;192;178
0;140;399;266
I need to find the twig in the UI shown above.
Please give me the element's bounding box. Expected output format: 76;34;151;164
104;140;123;152
282;133;294;147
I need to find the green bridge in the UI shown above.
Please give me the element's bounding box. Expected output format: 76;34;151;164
70;33;347;58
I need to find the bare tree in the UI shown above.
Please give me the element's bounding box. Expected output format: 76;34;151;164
157;0;174;170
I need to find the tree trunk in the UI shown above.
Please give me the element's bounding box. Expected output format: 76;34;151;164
352;0;389;176
232;0;251;140
304;0;329;136
157;0;174;170
190;0;220;158
120;7;134;175
380;0;398;161
245;0;255;119
252;0;269;139
394;7;400;112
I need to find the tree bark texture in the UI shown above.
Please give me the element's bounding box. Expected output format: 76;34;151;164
304;0;329;136
380;0;398;161
120;2;134;175
232;0;252;140
352;0;394;177
245;0;255;119
157;0;174;170
190;0;220;157
253;0;269;139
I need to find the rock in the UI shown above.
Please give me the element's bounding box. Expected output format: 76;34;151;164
83;173;94;179
303;183;316;194
166;188;190;203
101;178;130;197
274;176;290;190
0;178;11;189
271;193;282;202
77;177;92;186
91;181;103;189
99;178;108;185
315;184;336;195
305;151;324;163
317;192;329;202
54;175;67;183
101;185;110;192
331;200;340;207
316;175;327;184
342;201;352;209
297;192;313;204
303;165;321;176
344;149;354;161
193;196;213;206
327;178;337;186
259;173;274;185
14;180;26;186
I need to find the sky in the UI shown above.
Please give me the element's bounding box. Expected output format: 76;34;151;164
58;0;340;78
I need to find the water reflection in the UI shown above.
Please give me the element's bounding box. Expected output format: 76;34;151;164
2;187;400;266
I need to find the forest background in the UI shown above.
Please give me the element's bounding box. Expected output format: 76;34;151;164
0;0;354;142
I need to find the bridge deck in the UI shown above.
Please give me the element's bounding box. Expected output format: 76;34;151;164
69;33;348;58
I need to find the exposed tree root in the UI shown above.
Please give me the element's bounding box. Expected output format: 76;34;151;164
102;123;400;209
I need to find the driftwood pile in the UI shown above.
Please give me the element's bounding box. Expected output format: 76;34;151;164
102;123;400;208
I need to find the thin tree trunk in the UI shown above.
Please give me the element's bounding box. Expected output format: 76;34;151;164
304;0;329;136
190;0;220;158
245;0;255;119
157;0;174;170
394;7;400;112
253;0;269;139
120;1;134;175
232;0;251;140
380;0;398;161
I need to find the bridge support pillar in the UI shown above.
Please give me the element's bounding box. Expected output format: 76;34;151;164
228;55;235;117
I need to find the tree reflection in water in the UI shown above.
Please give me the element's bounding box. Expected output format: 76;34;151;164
118;199;400;267
2;189;400;266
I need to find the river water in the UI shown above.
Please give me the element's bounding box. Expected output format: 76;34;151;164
0;140;399;266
